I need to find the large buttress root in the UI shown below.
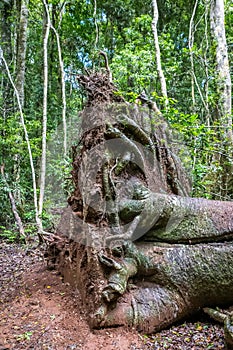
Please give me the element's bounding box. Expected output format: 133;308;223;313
92;242;233;334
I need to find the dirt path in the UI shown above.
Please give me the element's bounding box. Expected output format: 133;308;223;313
0;242;226;349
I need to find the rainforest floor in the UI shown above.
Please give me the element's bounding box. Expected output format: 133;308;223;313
0;240;226;350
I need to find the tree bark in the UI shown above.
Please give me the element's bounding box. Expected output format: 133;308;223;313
93;241;233;333
118;191;233;244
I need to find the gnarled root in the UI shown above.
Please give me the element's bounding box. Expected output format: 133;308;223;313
204;307;233;349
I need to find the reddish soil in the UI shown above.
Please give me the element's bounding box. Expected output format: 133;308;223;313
0;241;226;349
0;242;144;350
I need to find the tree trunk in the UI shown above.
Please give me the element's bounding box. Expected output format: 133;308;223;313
13;0;29;206
210;0;232;142
15;0;28;108
0;0;14;118
93;241;233;333
151;0;168;104
38;0;51;217
46;73;233;344
50;24;67;156
209;0;233;200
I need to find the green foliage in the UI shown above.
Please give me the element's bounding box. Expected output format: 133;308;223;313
0;225;23;243
16;331;33;341
164;102;233;200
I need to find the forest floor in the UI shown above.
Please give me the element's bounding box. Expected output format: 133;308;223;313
0;240;226;350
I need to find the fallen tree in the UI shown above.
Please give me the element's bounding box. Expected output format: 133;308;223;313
46;72;233;348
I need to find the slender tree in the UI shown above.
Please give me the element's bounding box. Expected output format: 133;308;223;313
188;0;209;115
13;0;29;204
0;0;14;118
15;0;28;108
50;22;67;156
38;0;51;217
210;0;232;142
151;0;168;104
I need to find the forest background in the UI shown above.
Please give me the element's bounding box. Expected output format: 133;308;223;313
0;0;233;241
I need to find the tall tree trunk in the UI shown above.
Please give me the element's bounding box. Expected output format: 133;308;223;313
151;0;168;105
209;0;233;200
188;0;198;108
14;0;29;205
0;0;14;118
38;0;51;217
210;0;232;142
51;24;67;156
15;0;28;108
